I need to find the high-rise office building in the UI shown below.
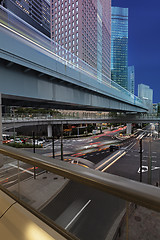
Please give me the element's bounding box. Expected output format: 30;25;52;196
128;66;135;94
51;0;111;79
1;0;50;37
138;84;153;113
111;7;128;89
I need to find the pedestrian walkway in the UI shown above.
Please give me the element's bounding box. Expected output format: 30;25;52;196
118;205;160;240
8;171;68;210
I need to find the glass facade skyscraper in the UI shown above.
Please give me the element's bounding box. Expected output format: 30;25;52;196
111;7;128;89
51;0;111;79
138;84;153;113
128;66;135;94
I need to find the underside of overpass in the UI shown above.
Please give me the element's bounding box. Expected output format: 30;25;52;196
0;57;147;113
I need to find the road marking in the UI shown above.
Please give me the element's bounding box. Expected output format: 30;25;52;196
65;200;91;230
138;166;160;173
9;163;34;175
0;166;14;174
101;152;126;172
95;151;121;170
3;179;18;186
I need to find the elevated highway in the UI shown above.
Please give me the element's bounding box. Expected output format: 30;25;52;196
2;115;160;131
0;6;147;113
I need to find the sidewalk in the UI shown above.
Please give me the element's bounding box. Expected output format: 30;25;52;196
8;171;68;210
118;205;160;240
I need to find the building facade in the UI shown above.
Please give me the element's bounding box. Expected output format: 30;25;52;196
111;7;128;89
51;0;111;79
1;0;50;37
138;84;153;113
128;66;135;94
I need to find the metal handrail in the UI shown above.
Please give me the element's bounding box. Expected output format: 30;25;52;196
0;144;160;212
0;187;78;240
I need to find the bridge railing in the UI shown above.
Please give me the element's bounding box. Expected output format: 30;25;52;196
0;6;145;109
0;144;160;240
2;112;160;124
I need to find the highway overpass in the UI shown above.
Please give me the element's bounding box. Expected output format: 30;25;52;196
2;115;160;131
0;6;147;113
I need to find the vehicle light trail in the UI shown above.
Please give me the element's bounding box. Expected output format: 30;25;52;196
0;22;117;90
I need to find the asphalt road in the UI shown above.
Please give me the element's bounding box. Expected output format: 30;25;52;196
0;160;44;188
106;133;160;185
41;181;125;240
41;126;160;239
1;125;159;239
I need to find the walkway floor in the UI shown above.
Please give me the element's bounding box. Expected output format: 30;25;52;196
8;171;68;210
118;205;160;240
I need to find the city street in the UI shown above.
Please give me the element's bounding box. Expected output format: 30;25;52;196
1;124;160;240
106;134;160;185
41;181;124;240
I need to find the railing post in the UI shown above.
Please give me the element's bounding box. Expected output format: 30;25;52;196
17;160;21;200
33;131;36;179
126;202;129;240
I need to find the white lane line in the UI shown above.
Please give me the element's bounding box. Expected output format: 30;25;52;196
0;166;14;174
9;163;34;175
65;200;91;230
1;172;24;183
3;179;18;186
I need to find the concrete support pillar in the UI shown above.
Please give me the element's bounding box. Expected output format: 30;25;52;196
47;124;52;138
126;123;132;135
0;94;2;144
77;127;79;136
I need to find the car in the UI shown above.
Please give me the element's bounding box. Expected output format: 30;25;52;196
109;145;119;152
15;138;23;144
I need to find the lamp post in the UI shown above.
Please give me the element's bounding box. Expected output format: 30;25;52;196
148;132;152;185
139;138;143;182
61;123;63;160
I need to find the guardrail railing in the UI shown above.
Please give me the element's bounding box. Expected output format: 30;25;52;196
0;144;160;240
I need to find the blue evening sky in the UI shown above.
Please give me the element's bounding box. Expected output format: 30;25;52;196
112;0;160;103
